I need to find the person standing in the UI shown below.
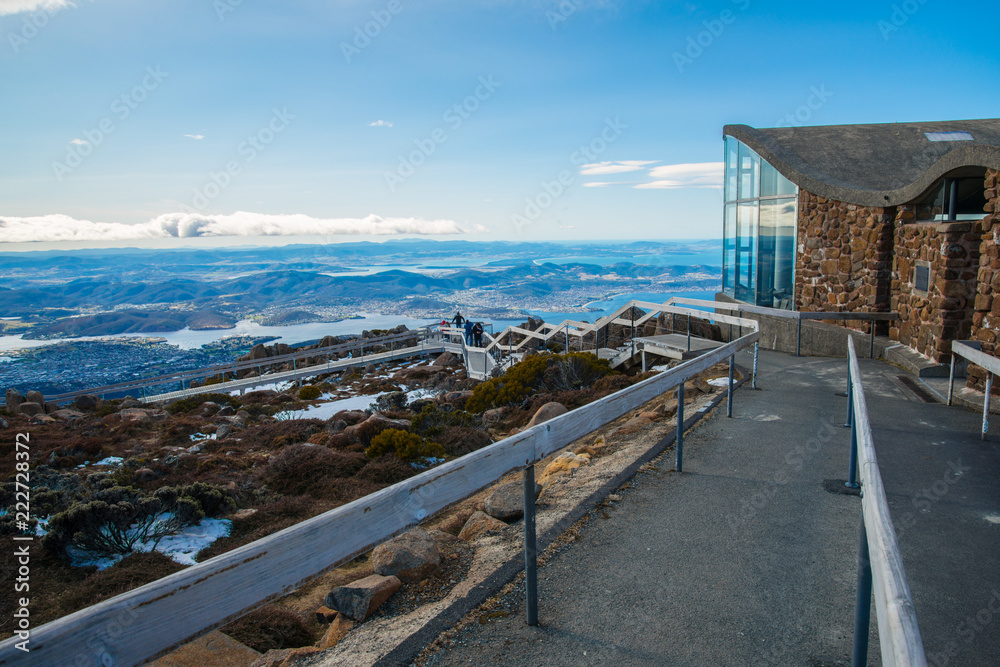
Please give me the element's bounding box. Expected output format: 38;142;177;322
463;319;474;345
472;321;484;347
452;311;465;327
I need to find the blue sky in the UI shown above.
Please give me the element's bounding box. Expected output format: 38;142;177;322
1;0;998;248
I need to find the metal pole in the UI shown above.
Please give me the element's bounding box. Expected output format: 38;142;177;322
947;356;956;406
752;341;759;390
847;388;859;488
852;517;873;667
676;382;685;472
727;354;735;418
642;350;647;373
845;362;853;428
686;316;691;352
983;372;992;441
796;318;803;357
523;465;538;626
869;320;876;359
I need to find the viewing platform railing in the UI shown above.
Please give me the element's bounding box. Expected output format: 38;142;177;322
845;336;926;667
0;315;762;666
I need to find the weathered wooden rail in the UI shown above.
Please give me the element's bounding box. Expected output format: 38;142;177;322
0;320;761;666
947;340;1000;440
845;336;927;667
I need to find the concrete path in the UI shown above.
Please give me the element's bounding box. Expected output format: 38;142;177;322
422;350;1000;667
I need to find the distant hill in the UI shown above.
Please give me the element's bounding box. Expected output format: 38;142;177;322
27;309;236;338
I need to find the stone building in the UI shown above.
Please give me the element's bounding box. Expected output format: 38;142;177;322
718;119;1000;391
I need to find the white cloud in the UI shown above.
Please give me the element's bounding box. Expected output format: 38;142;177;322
183;134;205;140
368;120;393;128
0;212;488;243
582;182;615;188
0;0;72;16
633;162;724;189
69;138;88;145
558;225;575;229
579;160;657;176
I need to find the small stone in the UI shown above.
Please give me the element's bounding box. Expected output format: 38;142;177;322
372;529;441;581
74;394;102;411
537;451;590;486
216;405;235;417
432;352;459;367
249;649;292;667
120;408;151;423
233;508;258;520
0;417;8;429
457;510;508;541
51;409;85;422
325;574;401;622
216;424;233;440
279;647;320;666
483;481;540;522
317;613;355;650
31;414;55;425
315;606;338;624
133;468;157;483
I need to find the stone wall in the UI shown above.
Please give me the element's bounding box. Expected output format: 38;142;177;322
794;191;894;331
890;217;981;363
968;168;1000;393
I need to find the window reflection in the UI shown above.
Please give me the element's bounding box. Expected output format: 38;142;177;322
722;136;797;309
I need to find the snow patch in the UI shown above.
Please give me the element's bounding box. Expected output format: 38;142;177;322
93;456;124;467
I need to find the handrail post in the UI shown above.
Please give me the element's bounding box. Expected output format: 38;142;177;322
676;382;685;472
727;354;735;418
947;355;956;406
752;341;759;390
796;318;802;357
869;320;876;359
852;517;873;667
686;316;691;352
845;362;853;428
523;465;538;626
983;372;992;441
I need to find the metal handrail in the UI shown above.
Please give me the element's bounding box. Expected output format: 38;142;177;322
947;340;998;440
846;336;926;667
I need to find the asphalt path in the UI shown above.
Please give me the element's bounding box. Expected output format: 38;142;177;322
423;350;999;667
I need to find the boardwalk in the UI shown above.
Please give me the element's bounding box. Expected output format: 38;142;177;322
424;349;1000;666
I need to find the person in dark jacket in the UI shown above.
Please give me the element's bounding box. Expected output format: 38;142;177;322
452;312;465;327
464;320;474;345
472;321;484;347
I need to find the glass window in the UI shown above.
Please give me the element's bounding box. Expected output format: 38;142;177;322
725;136;739;203
723;203;736;295
738;142;759;201
760;161;797;198
735;202;757;303
915;176;987;221
722;136;798;310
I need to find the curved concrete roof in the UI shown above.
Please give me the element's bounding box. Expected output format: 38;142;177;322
724;119;1000;207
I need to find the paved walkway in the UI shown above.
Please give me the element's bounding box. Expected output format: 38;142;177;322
424;350;1000;666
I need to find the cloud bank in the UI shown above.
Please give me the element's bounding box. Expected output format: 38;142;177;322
0;0;72;16
0;212;487;243
579;160;656;176
633;162;723;189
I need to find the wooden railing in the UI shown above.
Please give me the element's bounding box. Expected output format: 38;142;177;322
845;336;926;667
0;319;761;666
947;340;1000;440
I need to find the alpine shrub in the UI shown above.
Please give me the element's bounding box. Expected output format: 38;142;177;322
365;428;445;463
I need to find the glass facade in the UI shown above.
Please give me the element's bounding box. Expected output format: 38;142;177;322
722;136;798;309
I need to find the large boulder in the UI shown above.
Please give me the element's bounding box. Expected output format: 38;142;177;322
371;528;441;581
151;630;260;666
51;409;85;422
25;390;45;406
524;402;568;429
120;408;152;423
318;613;355;650
484;481;541;521
458;510;508;541
74;394;102;411
5;389;24;413
432;352;459;367
325;574;401;622
17;402;43;417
